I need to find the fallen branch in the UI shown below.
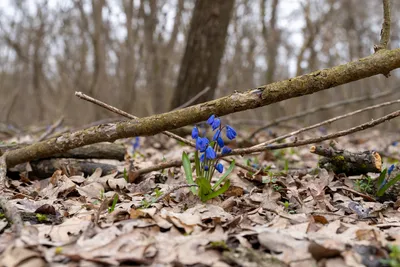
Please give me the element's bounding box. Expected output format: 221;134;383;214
248;89;394;139
5;48;400;168
0;154;23;235
310;145;381;175
129;110;400;176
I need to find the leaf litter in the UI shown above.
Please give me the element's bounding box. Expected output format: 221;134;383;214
0;129;399;266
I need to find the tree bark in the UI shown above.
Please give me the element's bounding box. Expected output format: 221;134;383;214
170;0;235;109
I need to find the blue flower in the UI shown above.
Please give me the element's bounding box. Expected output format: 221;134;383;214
205;146;216;160
196;137;209;152
200;153;205;162
392;141;398;146
211;118;221;130
226;125;237;140
191;127;199;139
204;165;209;171
222;147;232;155
388;164;395;176
131;137;140;151
207;115;215;125
215;163;223;173
217;137;224;148
213;129;221;141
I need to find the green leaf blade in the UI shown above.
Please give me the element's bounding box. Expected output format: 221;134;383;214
182;152;197;194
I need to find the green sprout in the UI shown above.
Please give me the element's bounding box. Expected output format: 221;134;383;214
108;194;119;213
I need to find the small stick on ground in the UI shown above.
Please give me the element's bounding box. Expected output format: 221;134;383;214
248;89;394;139
335;186;376;202
135;184;198;209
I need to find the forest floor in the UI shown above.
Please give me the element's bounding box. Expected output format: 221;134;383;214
0;126;399;267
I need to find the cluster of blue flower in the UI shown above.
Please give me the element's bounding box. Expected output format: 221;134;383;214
191;114;236;174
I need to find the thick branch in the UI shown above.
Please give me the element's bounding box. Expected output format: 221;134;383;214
5;49;400;167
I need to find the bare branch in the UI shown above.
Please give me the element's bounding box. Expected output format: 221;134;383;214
37;117;64;142
250;98;400;150
172;87;211;111
248;88;394;139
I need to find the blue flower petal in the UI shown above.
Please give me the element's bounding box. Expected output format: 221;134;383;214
215;163;223;173
217;137;224;148
196;137;209;152
205;146;216;160
388;164;395;176
213;129;221;141
211;118;221;130
200;153;205;162
207;115;215;126
226;125;237;140
222;147;232;155
191;127;199;139
204;165;209;171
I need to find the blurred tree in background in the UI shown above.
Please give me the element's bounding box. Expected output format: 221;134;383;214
0;0;399;130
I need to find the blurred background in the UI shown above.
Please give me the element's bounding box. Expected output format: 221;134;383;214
0;0;400;132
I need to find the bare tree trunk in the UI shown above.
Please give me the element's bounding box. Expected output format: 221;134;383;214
261;0;280;84
121;0;137;114
90;0;107;119
170;0;235;110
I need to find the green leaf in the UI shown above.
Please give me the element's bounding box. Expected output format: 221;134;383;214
194;150;201;178
202;180;231;202
284;159;289;173
108;194;119;213
196;177;212;201
376;168;387;192
182;152;196;194
377;173;400;197
212;160;235;190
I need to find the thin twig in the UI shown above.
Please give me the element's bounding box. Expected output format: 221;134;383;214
335;186;376;202
136;184;198;209
249;98;400;150
37;117;64;142
248;89;394;139
172;86;211;110
254;109;400;151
